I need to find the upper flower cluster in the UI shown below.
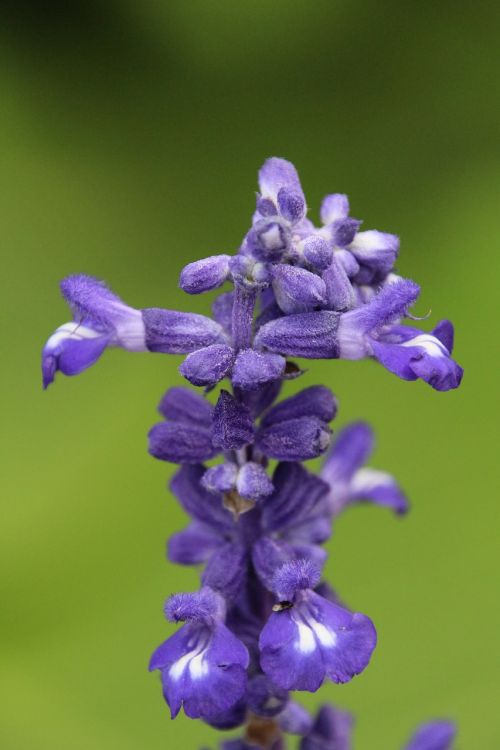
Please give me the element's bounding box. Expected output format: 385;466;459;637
41;157;462;748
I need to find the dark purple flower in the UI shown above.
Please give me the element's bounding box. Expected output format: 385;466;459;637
149;588;249;720
259;560;377;691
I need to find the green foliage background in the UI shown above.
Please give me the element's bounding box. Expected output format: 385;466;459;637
1;2;498;748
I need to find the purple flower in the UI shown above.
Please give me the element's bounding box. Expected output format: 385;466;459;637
149;588;249;720
321;422;408;516
259;560;377;691
42;274;224;388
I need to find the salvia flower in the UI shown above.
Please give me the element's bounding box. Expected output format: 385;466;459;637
149;588;249;720
42;157;463;748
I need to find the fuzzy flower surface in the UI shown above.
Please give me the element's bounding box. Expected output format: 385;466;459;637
42;158;463;746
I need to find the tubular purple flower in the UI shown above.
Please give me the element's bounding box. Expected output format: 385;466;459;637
259;560;377;691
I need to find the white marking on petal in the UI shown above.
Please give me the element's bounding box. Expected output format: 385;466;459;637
114;309;147;352
294;620;316;654
45;322;103;351
168;641;209;682
350;467;394;494
312;622;337;649
400;334;447;356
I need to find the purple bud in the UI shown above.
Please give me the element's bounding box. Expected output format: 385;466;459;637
277;187;306;223
236;462;274;499
179;255;231;294
179;344;234;387
142;308;224;353
257;416;332;461
331;217;361;247
302;236;333;271
336;248;360;277
320;193;349;225
212;390;255;450
322;254;356;311
256;195;278;217
261;385;338;427
232;349;286;391
158;386;214;426
272;266;327;314
255;311;341;359
349;230;400;276
148;421;216;463
246;221;290;262
202;463;238;494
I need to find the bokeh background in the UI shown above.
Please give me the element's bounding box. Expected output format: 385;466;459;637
1;2;499;748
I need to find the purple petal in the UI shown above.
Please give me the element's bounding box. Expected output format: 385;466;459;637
300;705;354;750
432;320;454;354
236;462;274;500
320;194;349;225
238;379;283;419
349;230;399;276
259;157;305;207
322;254;356;311
158;386;214;427
179;344;234;387
164;588;223;623
151;621;248;720
272;266;327;314
336;248;360;277
278;187;306;223
179;255;231;294
261;386;338;428
370;331;463;391
170;464;234;531
42;327;110;387
212;390;255;450
278;701;314;735
256;417;332;461
331;217;362;248
247;673;289;718
142;308;225;353
404;720;456;750
349;467;409;515
148;421;216;463
302;236;333;271
167;522;221;565
202;463;238;494
321;422;374;488
255;311;341;359
202;543;248;598
259;590;376;691
232;349;286;391
262;462;330;534
252;537;294;591
212;291;234;335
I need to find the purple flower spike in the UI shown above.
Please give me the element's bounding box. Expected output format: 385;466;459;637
259;560;377;692
179;254;231;294
232;349;286;391
272;266;327;314
300;704;354;750
150;588;249;720
42;274;147;387
212;390;255;450
179;344;234;387
404;720;456;750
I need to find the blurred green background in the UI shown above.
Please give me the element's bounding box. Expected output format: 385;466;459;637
1;1;498;748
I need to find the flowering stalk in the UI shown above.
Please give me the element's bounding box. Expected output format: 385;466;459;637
42;158;462;749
